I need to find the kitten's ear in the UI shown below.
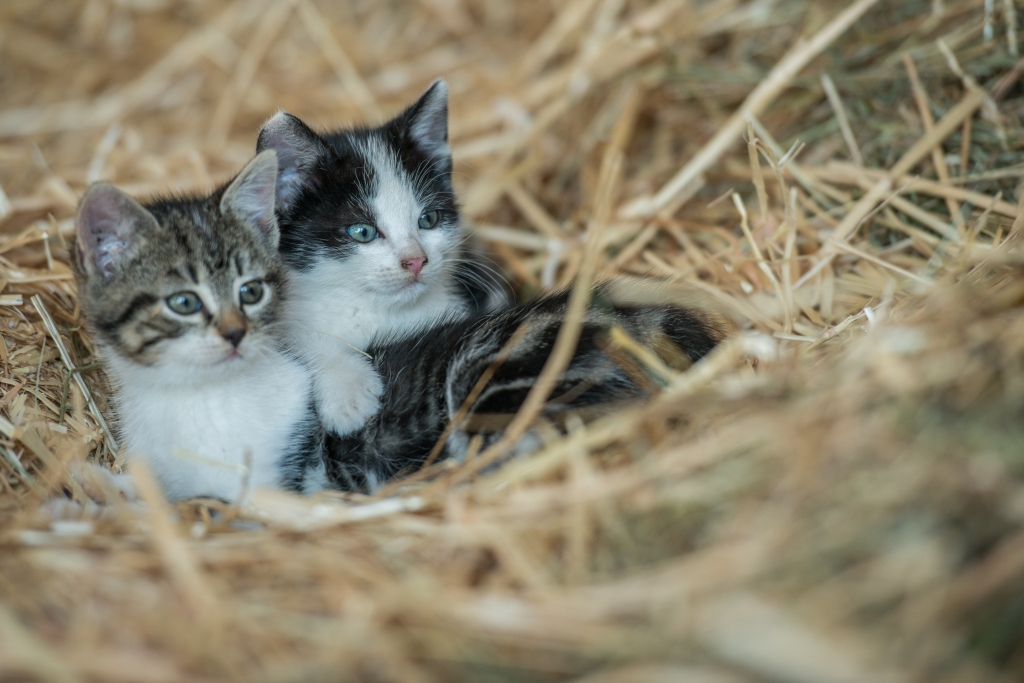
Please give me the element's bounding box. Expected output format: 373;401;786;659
76;183;157;280
221;150;280;250
401;79;450;159
256;111;323;213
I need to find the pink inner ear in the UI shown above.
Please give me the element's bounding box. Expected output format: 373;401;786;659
257;113;320;212
77;185;145;278
407;80;449;158
222;151;280;248
94;236;130;276
237;179;276;230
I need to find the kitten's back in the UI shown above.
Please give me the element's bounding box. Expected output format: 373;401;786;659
323;288;723;490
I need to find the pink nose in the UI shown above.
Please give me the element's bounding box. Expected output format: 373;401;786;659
402;256;427;277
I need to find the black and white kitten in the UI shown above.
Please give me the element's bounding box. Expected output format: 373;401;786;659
256;79;505;436
73;151;325;501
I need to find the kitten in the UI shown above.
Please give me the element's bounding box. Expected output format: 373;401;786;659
73;150;325;502
322;289;723;492
255;79;506;436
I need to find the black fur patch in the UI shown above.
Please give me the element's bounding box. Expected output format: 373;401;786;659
322;290;723;491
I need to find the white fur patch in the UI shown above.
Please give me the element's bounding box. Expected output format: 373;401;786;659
107;346;313;502
284;257;466;435
349;136;456;299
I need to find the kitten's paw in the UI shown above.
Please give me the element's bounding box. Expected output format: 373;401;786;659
68;461;137;504
317;362;384;434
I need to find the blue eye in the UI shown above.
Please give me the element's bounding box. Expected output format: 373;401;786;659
239;280;264;305
418;210;440;229
166;291;202;315
346;224;378;243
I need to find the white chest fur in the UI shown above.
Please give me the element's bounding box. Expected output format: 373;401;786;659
286;263;465;350
281;263;469;436
106;350;313;502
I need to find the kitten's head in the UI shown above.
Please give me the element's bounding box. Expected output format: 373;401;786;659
74;150;286;384
256;79;459;305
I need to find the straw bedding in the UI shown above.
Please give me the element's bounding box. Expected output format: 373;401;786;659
2;0;1024;681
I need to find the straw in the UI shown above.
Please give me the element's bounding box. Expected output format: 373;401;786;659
30;295;116;451
1;2;1023;681
619;0;883;219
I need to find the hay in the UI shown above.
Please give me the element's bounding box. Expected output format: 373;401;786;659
2;0;1024;681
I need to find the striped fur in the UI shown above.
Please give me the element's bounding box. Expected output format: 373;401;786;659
74;152;324;501
321;289;723;491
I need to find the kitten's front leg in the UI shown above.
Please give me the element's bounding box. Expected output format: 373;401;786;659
60;460;138;507
313;349;384;435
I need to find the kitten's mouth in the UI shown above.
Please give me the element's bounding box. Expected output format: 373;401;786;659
404;271;434;287
220;350;243;363
391;278;426;295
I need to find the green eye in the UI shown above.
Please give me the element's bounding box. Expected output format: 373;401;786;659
239;280;264;305
418;210;440;229
346;224;378;243
166;291;202;315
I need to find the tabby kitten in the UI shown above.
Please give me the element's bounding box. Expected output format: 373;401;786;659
74;150;325;501
256;79;505;436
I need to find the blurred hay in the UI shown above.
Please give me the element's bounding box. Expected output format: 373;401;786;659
2;0;1024;681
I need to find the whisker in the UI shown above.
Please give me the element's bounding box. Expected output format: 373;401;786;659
447;258;511;287
450;259;509;288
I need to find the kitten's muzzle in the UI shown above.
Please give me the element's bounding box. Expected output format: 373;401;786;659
218;310;247;348
401;255;427;278
221;326;246;348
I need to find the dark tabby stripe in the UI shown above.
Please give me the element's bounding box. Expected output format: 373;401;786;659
319;289;722;491
97;293;159;334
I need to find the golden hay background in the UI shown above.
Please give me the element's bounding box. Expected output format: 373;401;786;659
2;0;1024;681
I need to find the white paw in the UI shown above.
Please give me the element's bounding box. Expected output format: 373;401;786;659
66;460;138;505
316;359;384;434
